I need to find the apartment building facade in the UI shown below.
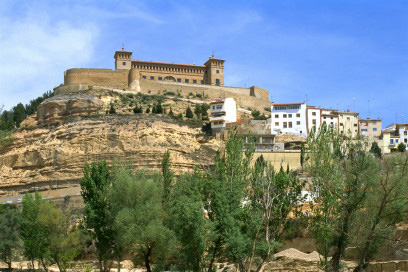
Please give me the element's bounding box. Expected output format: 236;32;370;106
210;98;237;132
270;102;308;137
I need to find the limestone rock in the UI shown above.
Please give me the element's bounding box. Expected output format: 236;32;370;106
36;94;104;124
0;114;220;196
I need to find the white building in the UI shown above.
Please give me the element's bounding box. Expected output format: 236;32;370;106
306;106;322;134
271;102;308;137
397;124;408;150
210;98;237;131
321;109;339;130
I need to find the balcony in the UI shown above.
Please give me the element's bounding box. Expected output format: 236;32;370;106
210;115;226;122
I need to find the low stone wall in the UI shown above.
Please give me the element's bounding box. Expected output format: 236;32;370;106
366;260;408;271
253;151;301;171
64;68;129;89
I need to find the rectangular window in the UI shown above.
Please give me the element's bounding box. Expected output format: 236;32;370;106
212;106;215;109
296;113;300;117
405;131;407;135
288;114;292;118
312;112;316;116
312;119;316;125
216;105;222;109
373;128;377;131
142;76;146;79
404;139;407;143
274;106;287;110
297;121;300;125
177;78;181;82
354;124;357;127
275;114;279;118
361;129;368;132
122;62;126;66
193;80;197;84
283;122;287;128
396;139;399;143
288;105;300;109
185;79;189;83
289;122;292;128
275;122;279;126
150;76;154;80
216;79;220;85
216;70;219;74
158;77;162;80
283;114;287;118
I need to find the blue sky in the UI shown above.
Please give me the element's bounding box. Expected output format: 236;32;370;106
0;0;407;127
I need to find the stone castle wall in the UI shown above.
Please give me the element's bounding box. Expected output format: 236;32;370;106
64;68;129;89
139;79;271;109
62;68;271;110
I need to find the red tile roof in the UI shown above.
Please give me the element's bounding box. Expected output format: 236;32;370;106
132;60;205;68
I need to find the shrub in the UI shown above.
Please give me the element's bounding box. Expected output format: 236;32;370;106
195;93;202;98
185;107;193;118
133;104;143;114
165;91;176;96
264;107;271;112
398;142;406;152
109;103;116;114
146;108;150;113
189;92;194;96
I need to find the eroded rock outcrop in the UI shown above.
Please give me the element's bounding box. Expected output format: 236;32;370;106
0;113;220;196
36;94;104;124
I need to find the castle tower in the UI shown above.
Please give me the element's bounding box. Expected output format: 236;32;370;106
204;55;225;86
114;48;133;70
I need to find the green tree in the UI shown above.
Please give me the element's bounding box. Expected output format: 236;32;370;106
38;201;84;272
185;106;193;118
203;131;254;272
247;162;306;271
194;105;201;119
201;104;210;119
0;204;22;272
370;141;382;158
20;192;50;271
168;171;210;272
352;153;408;271
12;103;26;127
79;161;113;272
108;168;176;272
161;150;174;205
306;127;378;272
397;142;406;152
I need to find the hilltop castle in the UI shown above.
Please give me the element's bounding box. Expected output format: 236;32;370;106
60;48;271;110
114;48;225;86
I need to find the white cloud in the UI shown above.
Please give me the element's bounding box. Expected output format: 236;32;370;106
0;7;99;110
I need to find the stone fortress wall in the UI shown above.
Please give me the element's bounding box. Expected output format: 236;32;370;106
62;68;271;110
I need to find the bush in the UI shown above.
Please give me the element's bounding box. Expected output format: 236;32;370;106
264;107;271;112
133;104;143;114
109;103;116;114
185;107;193;118
201;123;212;135
146;108;150;113
195;93;202;98
398;142;406;152
165;91;176;96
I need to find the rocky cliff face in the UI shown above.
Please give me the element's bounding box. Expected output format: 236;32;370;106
0;93;221;196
